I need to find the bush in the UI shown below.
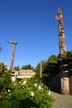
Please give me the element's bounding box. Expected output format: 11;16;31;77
0;68;54;108
12;78;53;108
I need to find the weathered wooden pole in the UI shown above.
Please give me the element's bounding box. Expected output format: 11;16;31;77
9;41;17;71
40;61;43;79
56;8;69;94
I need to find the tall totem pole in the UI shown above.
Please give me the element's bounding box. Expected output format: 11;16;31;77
56;8;70;94
56;8;67;57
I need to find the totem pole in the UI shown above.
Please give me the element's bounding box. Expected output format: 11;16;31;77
56;8;67;57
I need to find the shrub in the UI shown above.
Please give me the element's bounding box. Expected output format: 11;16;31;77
0;67;54;108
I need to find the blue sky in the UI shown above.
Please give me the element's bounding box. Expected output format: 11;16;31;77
0;0;72;68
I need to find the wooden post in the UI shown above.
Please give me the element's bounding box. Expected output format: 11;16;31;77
40;61;42;79
9;41;17;72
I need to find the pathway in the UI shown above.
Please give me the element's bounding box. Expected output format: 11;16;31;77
51;91;72;108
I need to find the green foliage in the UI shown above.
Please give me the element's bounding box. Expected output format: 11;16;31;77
0;75;54;108
11;78;54;108
48;55;59;63
0;63;7;73
35;63;40;78
21;64;33;70
0;63;12;101
14;65;20;71
0;72;11;89
42;55;59;77
0;100;12;108
0;63;54;108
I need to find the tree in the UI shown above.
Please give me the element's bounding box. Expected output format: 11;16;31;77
35;61;46;79
48;55;59;63
14;65;20;71
0;62;7;73
21;64;33;70
34;63;40;79
0;63;12;100
43;55;59;75
42;55;60;86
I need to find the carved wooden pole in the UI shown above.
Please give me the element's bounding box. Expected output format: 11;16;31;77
56;8;67;57
9;41;17;71
56;8;69;94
